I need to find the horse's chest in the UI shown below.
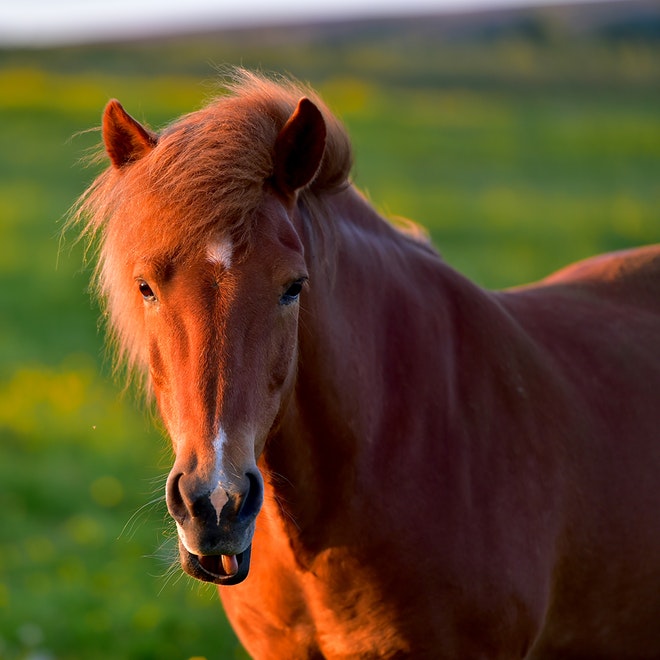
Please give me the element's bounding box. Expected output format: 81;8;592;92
221;551;414;659
230;597;411;659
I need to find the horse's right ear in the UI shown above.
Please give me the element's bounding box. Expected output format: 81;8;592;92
102;99;158;169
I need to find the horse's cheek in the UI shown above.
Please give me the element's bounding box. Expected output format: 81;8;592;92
267;317;299;397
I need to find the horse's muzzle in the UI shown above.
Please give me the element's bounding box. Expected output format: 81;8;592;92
166;468;263;585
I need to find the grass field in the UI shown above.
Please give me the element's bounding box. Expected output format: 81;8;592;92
1;12;659;659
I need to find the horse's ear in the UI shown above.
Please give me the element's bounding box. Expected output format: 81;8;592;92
102;99;157;169
273;97;326;197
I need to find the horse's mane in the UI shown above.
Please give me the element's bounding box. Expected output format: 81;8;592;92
70;69;353;378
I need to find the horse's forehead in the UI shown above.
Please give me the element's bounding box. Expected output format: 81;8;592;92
120;189;303;281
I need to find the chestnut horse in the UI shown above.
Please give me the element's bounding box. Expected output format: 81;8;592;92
74;70;660;658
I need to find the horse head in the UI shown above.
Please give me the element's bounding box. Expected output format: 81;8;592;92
99;95;327;584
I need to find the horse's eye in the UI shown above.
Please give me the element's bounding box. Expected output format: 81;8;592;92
280;279;305;306
138;280;156;301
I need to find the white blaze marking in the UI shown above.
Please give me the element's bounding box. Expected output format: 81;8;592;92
207;237;234;270
209;428;230;524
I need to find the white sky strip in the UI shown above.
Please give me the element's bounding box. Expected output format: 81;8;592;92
0;0;604;47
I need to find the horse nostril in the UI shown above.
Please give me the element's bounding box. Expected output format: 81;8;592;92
166;472;187;525
238;470;264;521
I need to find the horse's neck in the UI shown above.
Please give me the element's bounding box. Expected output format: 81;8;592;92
260;186;518;556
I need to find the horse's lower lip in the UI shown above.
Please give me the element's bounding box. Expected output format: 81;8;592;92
180;542;252;586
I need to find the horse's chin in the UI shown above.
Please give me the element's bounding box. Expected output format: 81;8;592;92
179;541;252;586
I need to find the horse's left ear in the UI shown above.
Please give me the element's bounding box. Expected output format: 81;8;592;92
102;99;158;169
272;97;326;197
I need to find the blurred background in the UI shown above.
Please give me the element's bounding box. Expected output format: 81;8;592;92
1;0;658;658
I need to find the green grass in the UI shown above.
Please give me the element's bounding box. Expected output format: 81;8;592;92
1;28;659;659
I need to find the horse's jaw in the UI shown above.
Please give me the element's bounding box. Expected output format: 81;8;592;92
178;541;252;586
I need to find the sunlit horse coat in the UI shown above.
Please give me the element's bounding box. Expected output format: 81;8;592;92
74;70;660;659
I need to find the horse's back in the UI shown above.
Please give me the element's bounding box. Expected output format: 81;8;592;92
543;244;660;304
504;245;660;367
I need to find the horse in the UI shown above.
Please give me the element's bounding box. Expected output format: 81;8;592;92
73;69;660;659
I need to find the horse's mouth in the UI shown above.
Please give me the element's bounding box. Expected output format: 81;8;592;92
179;542;251;586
